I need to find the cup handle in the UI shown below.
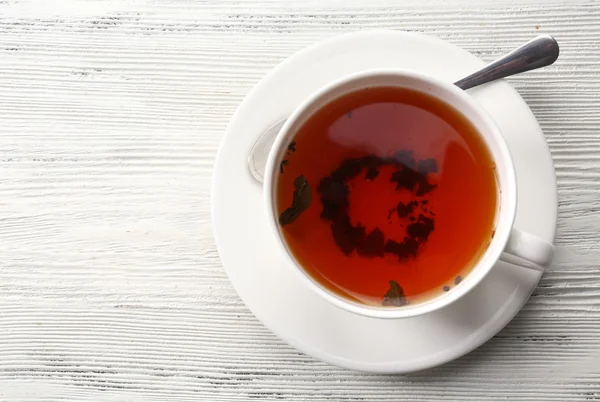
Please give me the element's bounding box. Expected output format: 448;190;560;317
500;228;555;272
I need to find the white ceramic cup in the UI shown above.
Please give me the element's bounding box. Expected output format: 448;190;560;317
263;69;555;319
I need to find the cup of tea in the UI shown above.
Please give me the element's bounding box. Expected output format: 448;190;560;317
261;69;555;319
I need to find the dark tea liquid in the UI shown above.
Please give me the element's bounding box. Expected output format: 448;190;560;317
276;87;497;307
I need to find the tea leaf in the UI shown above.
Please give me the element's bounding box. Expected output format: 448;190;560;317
357;227;385;257
316;153;438;260
406;214;435;240
382;280;408;307
392;150;416;169
330;216;365;255
279;159;289;174
365;166;379;180
390;167;421;191
417;158;438;174
396;201;417;218
279;175;312;226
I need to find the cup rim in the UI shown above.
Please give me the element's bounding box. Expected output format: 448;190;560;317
263;68;517;319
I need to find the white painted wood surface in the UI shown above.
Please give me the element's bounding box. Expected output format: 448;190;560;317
1;0;600;400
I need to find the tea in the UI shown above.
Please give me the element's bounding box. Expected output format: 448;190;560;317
276;86;497;307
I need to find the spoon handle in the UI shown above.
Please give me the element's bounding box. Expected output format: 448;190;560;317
454;35;559;90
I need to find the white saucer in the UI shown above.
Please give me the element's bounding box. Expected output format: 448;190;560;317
211;30;557;373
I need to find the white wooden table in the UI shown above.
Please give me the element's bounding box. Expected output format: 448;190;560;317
1;1;599;400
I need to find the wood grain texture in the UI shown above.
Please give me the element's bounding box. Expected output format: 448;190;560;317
1;0;600;400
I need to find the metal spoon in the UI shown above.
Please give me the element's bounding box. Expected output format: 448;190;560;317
248;34;559;183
